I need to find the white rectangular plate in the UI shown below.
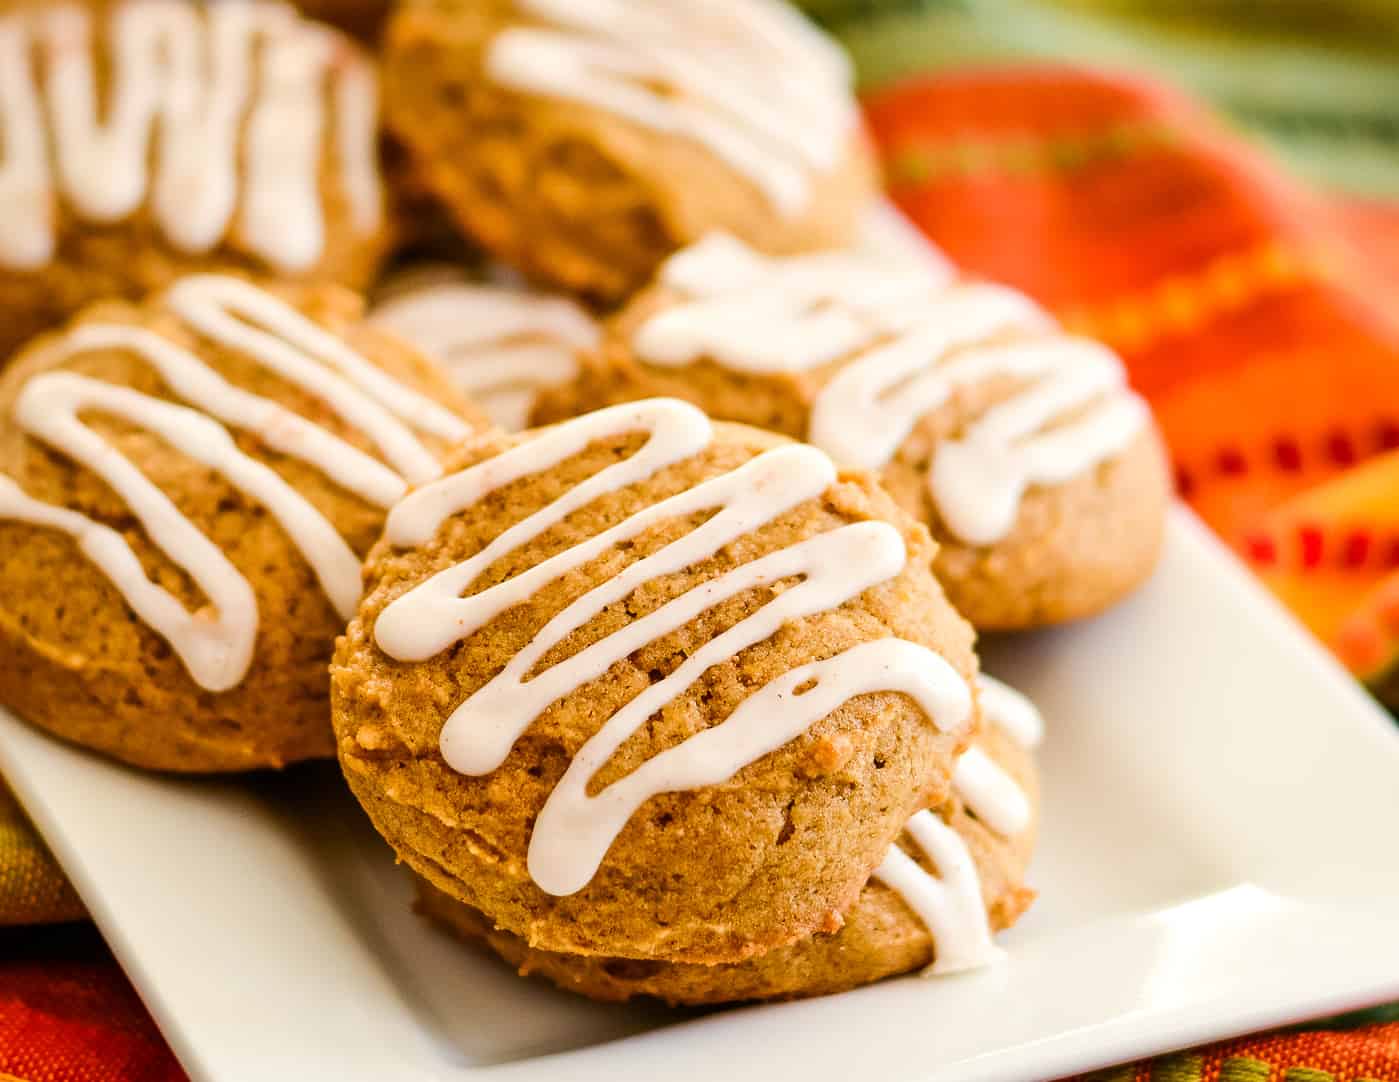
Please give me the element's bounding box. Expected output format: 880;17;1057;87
5;508;1399;1082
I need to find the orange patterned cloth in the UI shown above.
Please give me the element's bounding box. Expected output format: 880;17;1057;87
866;68;1399;700
2;62;1399;1082
0;929;183;1082
1072;1018;1399;1081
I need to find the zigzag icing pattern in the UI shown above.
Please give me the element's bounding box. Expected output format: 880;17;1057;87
373;398;975;897
632;234;1150;545
0;275;472;692
485;0;856;216
0;0;380;272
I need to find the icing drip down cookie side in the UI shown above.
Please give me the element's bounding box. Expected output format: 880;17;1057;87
873;675;1041;975
411;675;1044;1002
333;398;981;962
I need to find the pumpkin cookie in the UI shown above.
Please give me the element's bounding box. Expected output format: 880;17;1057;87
415;676;1042;1004
332;399;979;964
0;0;391;363
381;0;877;301
536;235;1171;629
371;266;599;431
0;274;483;771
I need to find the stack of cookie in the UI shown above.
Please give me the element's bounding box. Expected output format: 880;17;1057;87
0;0;1169;1004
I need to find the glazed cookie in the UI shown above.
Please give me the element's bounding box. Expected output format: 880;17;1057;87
415;676;1042;1004
332;399;979;964
536;235;1172;629
0;275;483;771
382;0;877;300
371;267;599;431
0;0;390;363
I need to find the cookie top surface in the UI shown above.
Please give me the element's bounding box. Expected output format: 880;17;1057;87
382;0;876;298
0;0;383;276
371;267;599;432
538;234;1170;626
0;274;483;770
480;0;859;219
333;398;979;963
618;235;1153;544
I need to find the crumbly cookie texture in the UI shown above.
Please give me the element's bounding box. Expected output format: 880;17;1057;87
535;237;1171;629
332;410;978;965
0;0;392;365
414;720;1038;1005
0;276;484;772
381;0;878;301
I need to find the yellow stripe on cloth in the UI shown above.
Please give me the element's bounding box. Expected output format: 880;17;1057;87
888;120;1177;187
0;782;84;925
1060;241;1336;352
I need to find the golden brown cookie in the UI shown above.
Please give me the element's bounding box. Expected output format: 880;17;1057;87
332;399;980;964
0;0;392;365
0;275;484;772
415;707;1040;1004
381;0;878;301
535;235;1172;629
370;266;599;431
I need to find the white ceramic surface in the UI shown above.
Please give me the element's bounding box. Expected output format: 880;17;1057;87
4;509;1399;1082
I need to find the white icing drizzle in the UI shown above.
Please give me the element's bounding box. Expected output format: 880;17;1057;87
873;674;1046;975
926;350;1150;545
0;21;53;270
951;747;1031;841
952;677;1043;838
485;0;856;216
855;203;955;278
632;234;1151;546
13;371;354;690
0;0;381;273
875;812;1004;976
976;673;1044;750
0;275;469;691
332;52;384;236
372;398;973;897
166;276;473;472
371;277;599;431
637;233;954;373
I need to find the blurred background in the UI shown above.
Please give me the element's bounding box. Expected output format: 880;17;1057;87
800;0;1399;198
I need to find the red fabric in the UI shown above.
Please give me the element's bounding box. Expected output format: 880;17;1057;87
0;929;184;1081
1065;1020;1399;1080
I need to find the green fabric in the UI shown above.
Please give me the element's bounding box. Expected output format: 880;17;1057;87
796;0;1399;197
1288;1002;1399;1032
